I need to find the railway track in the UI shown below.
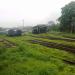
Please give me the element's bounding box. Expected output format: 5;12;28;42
29;39;75;65
32;35;75;42
29;39;75;53
0;38;16;48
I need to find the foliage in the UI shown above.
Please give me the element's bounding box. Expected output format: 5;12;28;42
48;23;60;32
59;1;75;33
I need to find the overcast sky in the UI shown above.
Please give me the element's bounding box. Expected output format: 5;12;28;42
0;0;74;28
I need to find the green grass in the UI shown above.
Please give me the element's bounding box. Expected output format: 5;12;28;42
0;32;75;75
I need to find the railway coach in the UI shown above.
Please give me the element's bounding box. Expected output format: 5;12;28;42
7;29;22;36
32;24;49;34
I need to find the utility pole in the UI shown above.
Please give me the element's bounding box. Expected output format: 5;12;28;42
23;19;24;28
22;19;24;31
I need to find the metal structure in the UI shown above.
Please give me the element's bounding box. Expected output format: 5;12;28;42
32;24;48;34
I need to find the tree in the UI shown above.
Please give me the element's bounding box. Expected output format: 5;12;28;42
48;23;60;32
59;1;75;33
48;21;55;25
